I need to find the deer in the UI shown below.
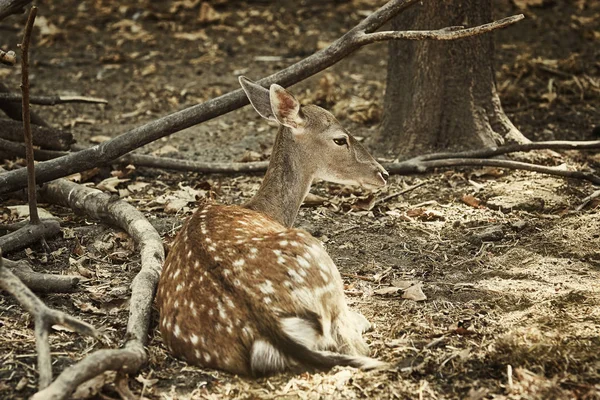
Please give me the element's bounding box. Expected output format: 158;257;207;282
156;76;389;377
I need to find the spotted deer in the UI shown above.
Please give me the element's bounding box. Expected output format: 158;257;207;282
156;76;389;376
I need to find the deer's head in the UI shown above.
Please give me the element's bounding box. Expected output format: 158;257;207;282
239;76;388;189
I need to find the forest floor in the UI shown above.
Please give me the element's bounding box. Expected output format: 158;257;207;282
0;0;599;399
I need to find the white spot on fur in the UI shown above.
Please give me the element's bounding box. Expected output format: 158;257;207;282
258;280;275;294
173;269;181;279
280;240;289;246
277;256;286;265
297;256;310;269
233;259;245;268
288;269;304;283
173;324;181;338
190;334;199;345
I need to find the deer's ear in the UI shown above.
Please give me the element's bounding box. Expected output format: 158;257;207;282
269;84;303;129
239;76;276;121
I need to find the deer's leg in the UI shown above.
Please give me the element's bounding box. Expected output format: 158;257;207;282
349;310;372;334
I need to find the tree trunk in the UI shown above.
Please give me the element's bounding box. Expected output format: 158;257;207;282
378;0;529;158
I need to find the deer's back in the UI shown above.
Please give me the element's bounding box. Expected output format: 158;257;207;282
156;203;347;375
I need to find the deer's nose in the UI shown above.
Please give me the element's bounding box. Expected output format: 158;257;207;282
380;170;389;181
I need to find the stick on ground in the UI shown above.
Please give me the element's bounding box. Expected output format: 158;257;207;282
0;93;108;106
3;257;80;293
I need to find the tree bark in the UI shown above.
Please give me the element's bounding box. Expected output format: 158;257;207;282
379;0;529;158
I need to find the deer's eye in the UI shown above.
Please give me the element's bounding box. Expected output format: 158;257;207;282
333;138;348;146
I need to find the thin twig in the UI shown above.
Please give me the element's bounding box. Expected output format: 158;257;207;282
0;93;108;105
386;158;600;185
413;139;600;162
19;5;39;223
576;190;600;211
358;14;524;44
0;0;524;195
371;180;428;208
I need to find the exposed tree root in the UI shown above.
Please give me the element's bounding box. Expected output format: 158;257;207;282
0;254;98;390
33;178;164;400
2;257;80;293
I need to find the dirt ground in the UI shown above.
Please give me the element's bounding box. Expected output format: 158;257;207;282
1;0;599;399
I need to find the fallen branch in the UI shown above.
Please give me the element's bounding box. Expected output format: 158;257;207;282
0;0;524;194
415;139;600;161
0;253;98;390
3;257;80;293
386;158;600;185
0;83;49;127
119;153;270;173
0;119;74;150
0;93;108;106
0;0;32;21
34;178;164;400
576;190;600;211
0;137;65;160
0;218;61;254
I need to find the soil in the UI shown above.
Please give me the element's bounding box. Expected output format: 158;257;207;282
1;0;599;399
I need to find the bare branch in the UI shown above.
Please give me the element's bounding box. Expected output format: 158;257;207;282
19;5;39;223
34;179;164;400
386;158;600;185
118;153;270;174
0;48;16;66
0;93;108;105
0;120;75;150
0;253;98;390
3;257;80;293
576;190;600;211
0;83;49;126
0;0;524;195
0;0;32;22
358;14;524;44
0;219;61;254
415;139;600;161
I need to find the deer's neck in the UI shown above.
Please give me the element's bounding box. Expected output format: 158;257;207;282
244;126;313;228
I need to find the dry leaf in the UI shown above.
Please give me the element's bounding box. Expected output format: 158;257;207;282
304;193;327;206
96;177;130;193
89;135;111;143
174;30;209;41
461;194;482;208
374;286;401;295
198;2;221;23
391;279;417;290
402;284;427;302
152;145;179;156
